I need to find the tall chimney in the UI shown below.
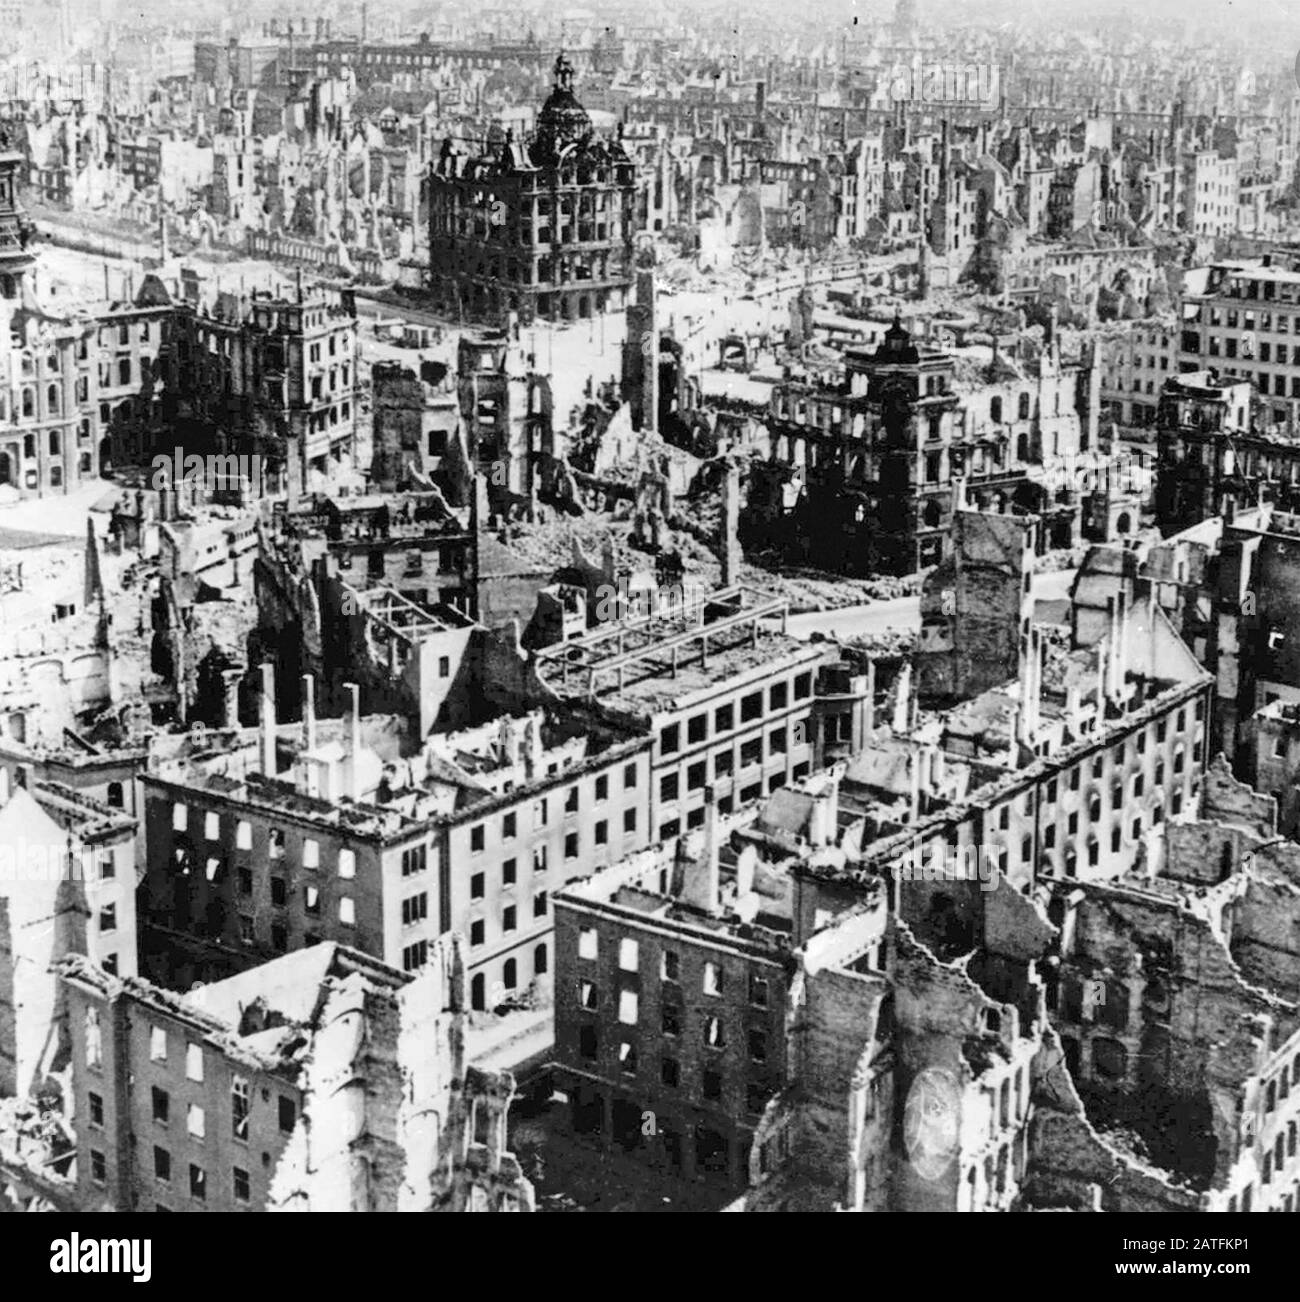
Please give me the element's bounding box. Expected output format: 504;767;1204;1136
720;464;742;587
345;682;362;798
302;673;317;751
685;786;722;916
259;662;277;776
221;668;242;728
864;658;876;735
1110;588;1127;700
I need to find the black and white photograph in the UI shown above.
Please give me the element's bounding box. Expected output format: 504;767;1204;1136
0;0;1294;1262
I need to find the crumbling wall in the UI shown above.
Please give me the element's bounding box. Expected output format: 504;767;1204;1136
1057;882;1292;1188
396;936;464;1210
267;974;405;1211
1201;753;1277;839
917;511;1032;705
891;924;1012;1212
793;963;891;1208
1024;1026;1202;1211
970;879;1055;1038
479;622;539;715
1163;821;1254;886
1229;869;1300;1004
429;1066;536;1212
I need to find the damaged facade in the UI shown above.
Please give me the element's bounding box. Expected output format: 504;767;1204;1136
57;935;535;1211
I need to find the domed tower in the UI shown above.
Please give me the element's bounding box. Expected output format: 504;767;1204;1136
0;130;36;301
531;52;592;166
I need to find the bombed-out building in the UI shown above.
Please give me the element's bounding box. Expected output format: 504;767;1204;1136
746;317;1122;577
57;935;536;1211
426;54;637;326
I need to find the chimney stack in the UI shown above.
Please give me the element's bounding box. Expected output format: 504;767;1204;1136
1111;587;1127;699
345;682;362;798
735;845;756;901
221;668;242;728
259;662;277;776
684;786;722;916
302;673;317;751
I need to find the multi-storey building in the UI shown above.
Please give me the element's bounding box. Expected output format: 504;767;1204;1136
748;317;1110;575
252;489;484;735
1153;371;1261;533
421;712;652;1012
57;934;536;1211
1177;258;1300;429
426;54;637;324
533;587;870;840
553;813;802;1190
1206;505;1300;762
133;270;360;492
1099;321;1178;432
0;145;166;498
137;663;653;1004
456;329;554;511
910;507;1214;888
137;675;436;989
0;774;137;1099
1181;149;1238;239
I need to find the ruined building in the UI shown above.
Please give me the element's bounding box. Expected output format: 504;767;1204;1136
1154;371;1257;534
56;936;535;1211
129;269;361;496
0;145;168;500
747;317;1113;577
426;53;636;325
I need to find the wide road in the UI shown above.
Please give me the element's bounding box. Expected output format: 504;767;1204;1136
785;568;1077;641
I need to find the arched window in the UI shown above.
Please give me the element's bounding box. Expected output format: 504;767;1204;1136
50;466;62;487
21;388;33;418
118;357;131;386
107;781;124;809
534;943;548;976
503;958;517;991
470;973;485;1011
49;430;60;455
47;384;60;415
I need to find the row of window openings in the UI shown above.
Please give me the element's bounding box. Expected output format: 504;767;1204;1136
185;859;357;928
581;984;769;1051
170;804;411;881
88;1084;295;1141
659;680;811;756
88;1149;253;1204
576;1027;773;1107
83;1018;294;1141
1259;1122;1300;1189
468;821;629;901
576;935;770;1005
468;765;640;850
660;738;796;801
468;893;548;946
1264;1058;1300;1115
991;731;1199;826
